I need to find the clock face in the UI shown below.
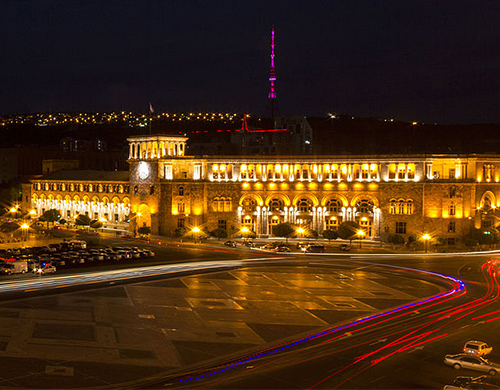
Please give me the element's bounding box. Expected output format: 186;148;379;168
138;162;150;180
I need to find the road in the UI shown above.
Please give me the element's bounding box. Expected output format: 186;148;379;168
0;231;499;389
162;254;500;389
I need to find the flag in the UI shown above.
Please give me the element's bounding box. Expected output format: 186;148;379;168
149;102;154;113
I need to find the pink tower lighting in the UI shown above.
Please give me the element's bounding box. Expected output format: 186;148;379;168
268;26;276;99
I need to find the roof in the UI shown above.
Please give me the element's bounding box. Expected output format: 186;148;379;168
35;170;129;182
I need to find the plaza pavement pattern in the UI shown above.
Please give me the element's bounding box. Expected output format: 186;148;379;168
0;265;444;389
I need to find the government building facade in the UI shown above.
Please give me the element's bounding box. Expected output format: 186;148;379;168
21;134;500;245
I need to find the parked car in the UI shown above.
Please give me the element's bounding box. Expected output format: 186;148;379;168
444;354;500;375
224;241;237;247
445;375;500;390
261;244;276;250
339;244;351;251
276;246;291;252
142;249;155;257
464;341;493;357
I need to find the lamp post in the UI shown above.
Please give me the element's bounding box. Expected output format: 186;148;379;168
240;226;249;240
10;205;19;220
357;229;365;249
21;223;29;242
422;233;431;253
192;226;200;243
297;227;305;240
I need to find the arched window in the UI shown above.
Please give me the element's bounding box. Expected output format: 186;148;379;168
356;199;374;213
326;199;342;213
178;186;184;196
242;198;256;212
269;198;284;212
297;198;311;212
223;197;232;212
449;203;456;216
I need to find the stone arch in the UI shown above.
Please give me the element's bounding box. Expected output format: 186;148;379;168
265;193;291;208
291;193;320;208
350;193;379;208
239;193;264;208
480;190;496;209
122;197;130;208
321;194;348;208
73;195;80;203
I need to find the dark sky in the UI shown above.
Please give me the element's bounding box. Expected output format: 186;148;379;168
2;0;500;124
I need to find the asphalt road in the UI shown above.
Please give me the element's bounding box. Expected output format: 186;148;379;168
0;231;499;389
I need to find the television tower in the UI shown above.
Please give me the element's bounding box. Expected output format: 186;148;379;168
267;25;279;126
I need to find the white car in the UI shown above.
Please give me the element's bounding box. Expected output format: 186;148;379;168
33;265;56;274
444;354;500;376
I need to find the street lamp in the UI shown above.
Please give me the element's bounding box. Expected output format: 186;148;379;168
240;226;249;240
10;205;19;220
192;226;201;243
20;223;29;242
357;230;365;248
422;233;431;253
297;227;305;239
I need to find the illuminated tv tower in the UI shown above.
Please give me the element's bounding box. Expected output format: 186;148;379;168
268;25;277;100
267;25;279;125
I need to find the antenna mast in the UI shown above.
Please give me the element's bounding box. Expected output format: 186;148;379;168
267;26;278;126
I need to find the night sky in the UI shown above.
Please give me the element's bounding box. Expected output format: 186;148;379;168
2;0;500;124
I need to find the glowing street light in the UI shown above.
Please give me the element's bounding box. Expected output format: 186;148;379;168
20;223;29;241
192;226;201;243
240;226;250;239
357;230;365;248
297;227;305;239
422;233;431;253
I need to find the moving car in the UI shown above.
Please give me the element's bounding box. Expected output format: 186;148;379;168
305;245;326;253
275;245;291;252
33;265;56;274
464;341;493;356
224;241;237;247
444;354;500;376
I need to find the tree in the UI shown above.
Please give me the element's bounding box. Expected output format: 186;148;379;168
272;223;295;243
308;229;319;238
90;220;102;229
39;209;60;227
471;228;500;246
388;234;405;246
210;228;228;240
338;221;360;241
273;223;295;239
137;226;151;236
75;214;91;227
323;229;338;242
58;219;67;225
173;227;187;237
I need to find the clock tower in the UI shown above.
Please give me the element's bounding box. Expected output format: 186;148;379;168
127;134;188;235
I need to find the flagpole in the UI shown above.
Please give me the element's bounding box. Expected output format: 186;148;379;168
148;102;152;135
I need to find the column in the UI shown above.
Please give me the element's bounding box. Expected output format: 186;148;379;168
256;206;261;235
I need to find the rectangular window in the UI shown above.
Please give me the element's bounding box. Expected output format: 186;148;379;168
449;204;456;216
114;213;119;222
447;238;456;246
194;165;202;180
177;218;185;228
448;221;456;233
178;203;185;213
395;222;406;234
449;169;455;179
165;165;173;180
181;171;188;179
218;220;227;230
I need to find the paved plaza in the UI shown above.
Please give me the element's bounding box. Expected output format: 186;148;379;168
0;264;444;388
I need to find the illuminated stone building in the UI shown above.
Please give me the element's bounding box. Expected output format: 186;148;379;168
22;134;500;245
